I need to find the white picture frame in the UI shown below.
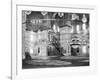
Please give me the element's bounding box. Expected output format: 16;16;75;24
11;1;97;80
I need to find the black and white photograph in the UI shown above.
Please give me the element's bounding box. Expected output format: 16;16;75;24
10;2;97;80
22;10;90;69
0;0;99;80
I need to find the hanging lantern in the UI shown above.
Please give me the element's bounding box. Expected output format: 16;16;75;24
82;14;87;34
41;11;47;16
58;12;64;17
82;14;87;23
72;13;79;20
25;11;32;15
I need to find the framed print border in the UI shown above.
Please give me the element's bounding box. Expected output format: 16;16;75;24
11;2;97;80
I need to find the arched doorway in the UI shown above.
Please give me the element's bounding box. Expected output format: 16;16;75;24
70;44;80;56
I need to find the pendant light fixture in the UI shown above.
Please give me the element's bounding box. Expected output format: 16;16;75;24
25;11;32;15
58;12;64;17
82;14;87;23
82;14;87;34
72;13;79;20
41;11;47;16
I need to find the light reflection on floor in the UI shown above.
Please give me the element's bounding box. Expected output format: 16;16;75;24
22;56;89;69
